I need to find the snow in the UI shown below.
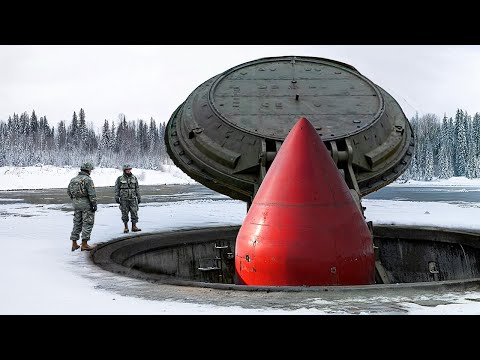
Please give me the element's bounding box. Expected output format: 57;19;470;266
4;164;480;191
0;164;195;190
2;166;480;314
363;199;480;231
391;176;480;187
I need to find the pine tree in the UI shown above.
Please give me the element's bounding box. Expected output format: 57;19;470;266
467;145;476;178
19;112;29;137
456;111;468;176
70;111;79;148
424;143;434;180
438;115;452;178
109;122;117;151
86;128;98;152
39;116;46;152
100;119;110;150
116;114;129;154
79;108;87;148
148;117;159;151
473;113;480;177
30;110;38;138
464;113;476;178
57;121;67;150
137;120;149;151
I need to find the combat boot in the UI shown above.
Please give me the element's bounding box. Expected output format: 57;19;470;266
71;240;80;252
132;223;142;232
123;223;129;233
81;240;95;251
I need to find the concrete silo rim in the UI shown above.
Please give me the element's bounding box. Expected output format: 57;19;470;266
89;225;480;294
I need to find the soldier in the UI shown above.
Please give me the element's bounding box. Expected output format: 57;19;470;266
115;164;142;233
67;162;97;251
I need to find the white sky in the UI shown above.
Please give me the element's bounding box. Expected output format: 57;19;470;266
2;166;480;314
2;45;479;130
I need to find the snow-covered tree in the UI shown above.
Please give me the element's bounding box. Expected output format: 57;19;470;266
148;117;158;151
455;110;468;176
109;122;117;151
78;108;87;148
424;143;434;180
438;115;454;179
69;111;79;148
57;121;67;150
100;119;110;150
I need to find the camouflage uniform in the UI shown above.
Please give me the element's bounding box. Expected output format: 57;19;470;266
67;165;97;242
115;166;141;226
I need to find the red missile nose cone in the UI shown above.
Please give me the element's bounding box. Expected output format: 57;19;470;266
235;117;374;286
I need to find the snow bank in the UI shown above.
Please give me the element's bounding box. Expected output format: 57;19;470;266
2;164;480;191
391;177;480;187
0;165;196;190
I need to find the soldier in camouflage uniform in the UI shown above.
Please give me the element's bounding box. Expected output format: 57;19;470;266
115;164;142;233
67;162;97;251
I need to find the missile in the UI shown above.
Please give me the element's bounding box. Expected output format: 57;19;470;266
235;117;375;286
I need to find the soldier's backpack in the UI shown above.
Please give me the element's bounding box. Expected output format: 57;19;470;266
68;177;87;198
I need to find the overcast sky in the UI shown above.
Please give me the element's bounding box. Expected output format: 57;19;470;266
1;45;479;131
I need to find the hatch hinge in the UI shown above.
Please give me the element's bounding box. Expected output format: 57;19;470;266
329;139;360;195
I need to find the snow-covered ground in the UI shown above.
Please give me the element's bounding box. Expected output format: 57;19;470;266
2;166;480;314
3;165;480;190
391;176;480;187
0;164;195;190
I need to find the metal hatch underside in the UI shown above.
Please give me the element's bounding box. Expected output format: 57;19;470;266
210;56;382;140
165;56;414;204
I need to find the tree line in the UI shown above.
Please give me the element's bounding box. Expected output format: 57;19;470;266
0;109;170;170
400;109;480;181
0;108;479;181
